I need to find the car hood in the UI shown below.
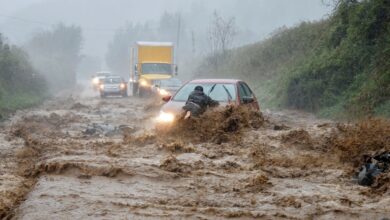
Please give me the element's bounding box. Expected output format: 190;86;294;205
104;83;121;87
160;100;185;116
161;86;181;91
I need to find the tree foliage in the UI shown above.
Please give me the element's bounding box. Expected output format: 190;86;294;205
105;12;186;77
286;0;390;117
196;0;389;118
0;34;46;114
25;23;83;91
208;11;236;56
105;23;156;77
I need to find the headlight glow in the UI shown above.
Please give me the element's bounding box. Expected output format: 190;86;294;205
159;89;169;96
99;84;104;90
140;81;148;87
120;83;126;89
92;77;99;84
157;111;175;123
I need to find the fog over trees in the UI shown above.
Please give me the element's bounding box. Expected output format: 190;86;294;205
24;24;82;90
0;0;332;79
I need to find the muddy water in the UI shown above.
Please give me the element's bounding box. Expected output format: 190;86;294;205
0;89;389;219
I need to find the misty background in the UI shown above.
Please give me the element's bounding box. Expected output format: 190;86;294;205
0;0;332;82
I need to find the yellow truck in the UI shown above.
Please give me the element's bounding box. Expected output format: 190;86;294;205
131;41;178;97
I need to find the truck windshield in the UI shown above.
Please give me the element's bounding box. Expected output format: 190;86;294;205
142;63;172;74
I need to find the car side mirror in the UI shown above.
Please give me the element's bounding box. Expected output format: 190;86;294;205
243;96;254;104
162;95;171;102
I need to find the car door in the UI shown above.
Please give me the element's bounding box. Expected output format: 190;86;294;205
238;82;260;110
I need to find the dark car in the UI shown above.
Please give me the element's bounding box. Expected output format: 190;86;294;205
99;76;128;98
156;79;260;123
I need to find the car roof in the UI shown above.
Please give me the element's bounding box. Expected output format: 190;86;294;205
188;79;241;84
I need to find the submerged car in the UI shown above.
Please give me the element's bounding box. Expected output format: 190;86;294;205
152;78;182;96
156;79;260;123
99;76;128;98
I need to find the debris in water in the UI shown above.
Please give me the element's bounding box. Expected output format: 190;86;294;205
70;102;89;110
159;155;184;173
159;141;194;153
357;151;389;187
281;129;312;148
83;123;122;136
244;173;272;192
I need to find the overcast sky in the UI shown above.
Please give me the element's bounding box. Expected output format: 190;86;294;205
0;0;333;59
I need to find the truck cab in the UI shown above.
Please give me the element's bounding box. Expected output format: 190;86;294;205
131;42;177;97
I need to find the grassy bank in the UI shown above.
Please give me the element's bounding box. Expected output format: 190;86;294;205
196;0;389;119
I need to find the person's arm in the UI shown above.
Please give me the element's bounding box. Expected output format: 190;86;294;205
186;92;194;104
206;95;219;107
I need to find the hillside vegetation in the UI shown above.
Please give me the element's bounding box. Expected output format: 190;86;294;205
196;0;389;118
0;34;46;118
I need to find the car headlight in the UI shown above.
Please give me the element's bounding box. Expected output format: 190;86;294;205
157;111;175;123
140;80;148;87
92;77;99;85
120;83;126;89
159;89;169;96
99;84;104;90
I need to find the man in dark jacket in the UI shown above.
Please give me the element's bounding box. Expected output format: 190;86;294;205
183;85;219;117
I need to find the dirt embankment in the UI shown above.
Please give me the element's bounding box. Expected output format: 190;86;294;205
1;94;389;219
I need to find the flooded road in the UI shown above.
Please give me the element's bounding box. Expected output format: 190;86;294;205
0;88;389;219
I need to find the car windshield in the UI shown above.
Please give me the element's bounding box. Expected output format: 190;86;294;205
142;63;172;74
173;83;236;102
104;77;122;84
158;78;182;87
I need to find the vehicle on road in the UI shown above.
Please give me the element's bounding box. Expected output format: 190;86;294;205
130;42;178;97
152;78;182;97
99;76;128;98
92;71;111;90
156;79;260;123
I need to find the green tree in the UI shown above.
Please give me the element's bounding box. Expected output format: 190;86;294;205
0;33;46;113
25;23;83;91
